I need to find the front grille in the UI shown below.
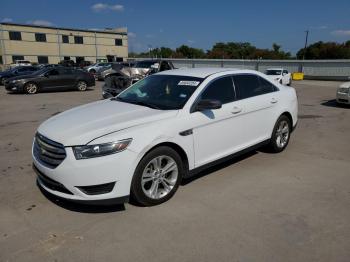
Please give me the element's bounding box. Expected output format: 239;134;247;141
76;182;116;195
34;165;73;195
33;133;66;168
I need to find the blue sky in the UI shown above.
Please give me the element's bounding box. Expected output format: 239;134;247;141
1;0;350;54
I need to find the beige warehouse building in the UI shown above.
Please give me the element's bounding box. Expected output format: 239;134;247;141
0;22;128;65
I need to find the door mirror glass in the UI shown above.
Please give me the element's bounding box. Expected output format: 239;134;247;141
195;99;222;111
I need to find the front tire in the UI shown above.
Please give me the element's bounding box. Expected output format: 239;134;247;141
131;146;184;206
24;82;38;94
76;80;87;91
267;115;291;153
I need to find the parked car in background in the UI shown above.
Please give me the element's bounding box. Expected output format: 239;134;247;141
5;67;95;94
58;60;75;67
37;64;62;69
77;61;93;68
95;62;136;81
336;81;350;105
102;60;175;98
85;62;111;74
32;68;298;206
0;66;39;85
265;68;292;86
10;60;32;68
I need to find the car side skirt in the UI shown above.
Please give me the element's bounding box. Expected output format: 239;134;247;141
187;139;270;178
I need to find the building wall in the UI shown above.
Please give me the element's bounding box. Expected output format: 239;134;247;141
0;23;128;65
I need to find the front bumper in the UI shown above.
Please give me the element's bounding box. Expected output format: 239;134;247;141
336;91;350;104
32;139;138;203
4;81;24;92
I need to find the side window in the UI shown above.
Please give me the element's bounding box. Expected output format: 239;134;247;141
58;68;72;74
160;62;171;71
200;76;235;104
233;74;261;99
258;77;277;94
17;68;27;72
48;69;59;76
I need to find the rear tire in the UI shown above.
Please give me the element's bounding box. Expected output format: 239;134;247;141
76;80;87;91
131;146;184;206
24;82;38;94
266;115;291;153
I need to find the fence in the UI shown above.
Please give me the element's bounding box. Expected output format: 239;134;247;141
129;58;350;81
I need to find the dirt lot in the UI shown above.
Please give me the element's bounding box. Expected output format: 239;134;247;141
0;80;349;262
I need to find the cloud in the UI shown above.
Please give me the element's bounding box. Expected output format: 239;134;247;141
128;32;136;38
91;3;124;12
145;34;154;38
1;18;13;22
187;40;195;44
27;20;54;26
331;30;350;36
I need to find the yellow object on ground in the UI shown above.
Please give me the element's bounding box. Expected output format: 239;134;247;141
292;72;304;80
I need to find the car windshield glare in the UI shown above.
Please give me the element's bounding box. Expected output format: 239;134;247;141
134;61;157;68
116;75;204;110
266;70;282;75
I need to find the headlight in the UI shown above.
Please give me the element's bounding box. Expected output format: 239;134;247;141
12;79;23;83
73;139;132;160
338;87;349;94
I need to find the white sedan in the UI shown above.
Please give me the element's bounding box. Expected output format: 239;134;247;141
265;68;292;86
336;82;350;105
32;68;298;206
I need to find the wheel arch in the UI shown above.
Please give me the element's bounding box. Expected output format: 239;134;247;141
280;111;293;127
140;142;189;175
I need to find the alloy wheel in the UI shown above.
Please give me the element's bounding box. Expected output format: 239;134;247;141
26;83;38;94
77;81;87;91
141;155;178;199
275;120;289;148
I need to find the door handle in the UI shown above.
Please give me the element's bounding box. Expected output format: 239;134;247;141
231;106;242;114
270;98;278;104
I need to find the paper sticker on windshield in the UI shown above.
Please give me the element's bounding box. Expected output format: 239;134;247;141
178;81;200;86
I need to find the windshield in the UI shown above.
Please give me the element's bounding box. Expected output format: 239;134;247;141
134;61;157;69
266;70;282;75
32;68;51;75
116;75;204;110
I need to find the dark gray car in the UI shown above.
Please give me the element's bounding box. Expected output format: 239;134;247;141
5;67;95;94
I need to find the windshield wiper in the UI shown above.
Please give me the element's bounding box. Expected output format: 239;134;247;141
111;97;161;110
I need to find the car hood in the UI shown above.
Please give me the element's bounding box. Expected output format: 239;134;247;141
0;71;14;77
339;82;350;88
38;100;178;146
266;75;281;81
7;74;37;81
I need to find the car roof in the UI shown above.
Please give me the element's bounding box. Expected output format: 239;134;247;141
156;67;245;78
266;68;285;70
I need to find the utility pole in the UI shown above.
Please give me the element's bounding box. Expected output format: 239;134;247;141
302;30;309;60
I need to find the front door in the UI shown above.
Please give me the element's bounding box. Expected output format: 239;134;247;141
191;76;242;167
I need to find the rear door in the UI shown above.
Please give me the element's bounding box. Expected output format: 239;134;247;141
231;74;279;147
59;68;77;88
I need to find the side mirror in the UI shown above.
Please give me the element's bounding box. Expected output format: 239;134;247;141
195;99;222;112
